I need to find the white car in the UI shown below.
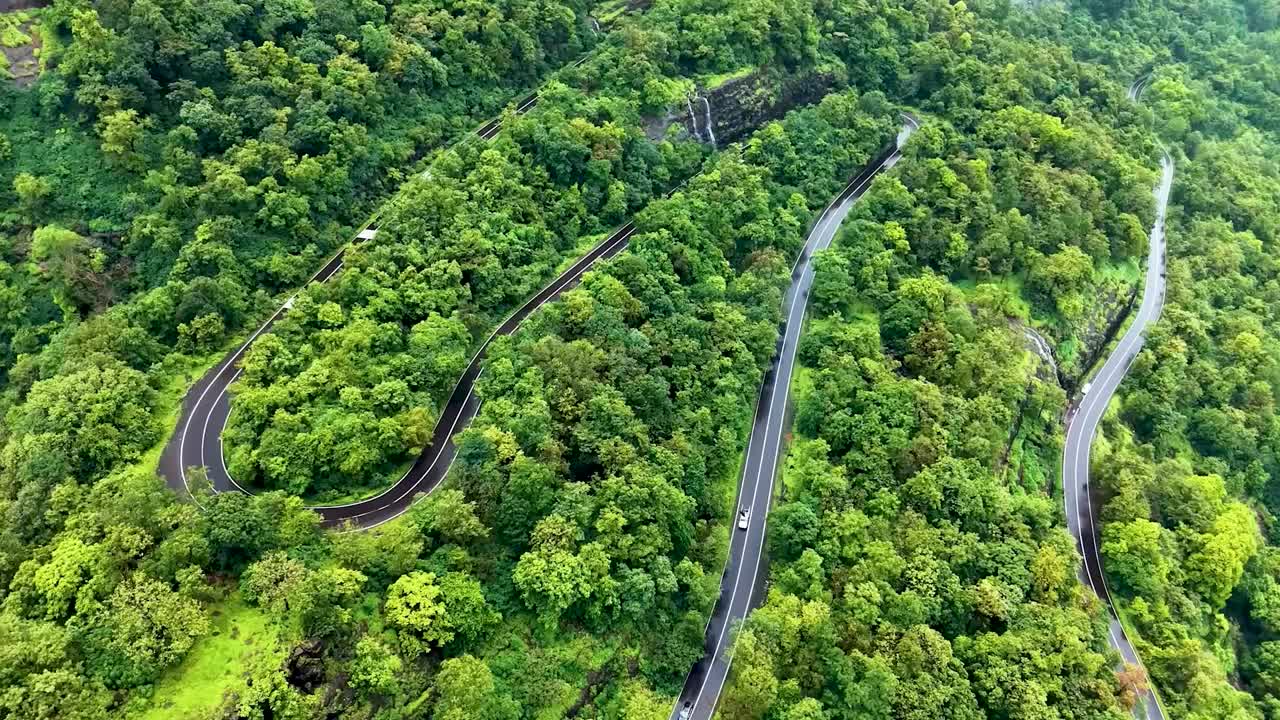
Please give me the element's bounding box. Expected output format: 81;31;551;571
678;703;692;720
737;509;750;530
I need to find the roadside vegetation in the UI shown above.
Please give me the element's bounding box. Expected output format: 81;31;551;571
721;5;1166;715
1014;2;1280;718
730;1;1280;719
0;0;1278;719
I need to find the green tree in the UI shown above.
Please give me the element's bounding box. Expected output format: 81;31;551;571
80;576;209;688
349;635;401;698
13;172;52;218
385;571;450;650
433;655;520;720
240;552;309;614
98;109;150;168
411;488;489;545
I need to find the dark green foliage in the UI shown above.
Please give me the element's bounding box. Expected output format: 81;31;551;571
0;0;1277;718
992;1;1280;717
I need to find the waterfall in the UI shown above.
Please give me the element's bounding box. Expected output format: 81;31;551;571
699;95;716;148
685;95;700;142
1021;326;1059;379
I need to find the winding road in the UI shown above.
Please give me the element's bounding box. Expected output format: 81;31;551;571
159;218;634;530
1062;74;1171;720
669;115;918;720
157;63;600;530
158;65;1170;720
669;73;1171;720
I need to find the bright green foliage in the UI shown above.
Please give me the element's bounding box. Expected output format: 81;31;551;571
199;491;322;572
1102;519;1170;600
410;487;489;545
721;4;1177;707
612;681;672;719
432;655;520;720
1029;0;1280;713
0;0;1277;717
512;514;611;623
4;356;155;483
0;0;600;391
79;575;209;688
96;109;148;168
384;571;451;650
12;171;50;216
329;519;422;588
738;270;1127;719
1184;502;1261;608
385;570;498;655
240;552;370;636
240;552;310;615
10;536;114;621
218;79;695;498
349;636;401;699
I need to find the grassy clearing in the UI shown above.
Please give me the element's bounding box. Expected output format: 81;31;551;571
1098;256;1142;285
0;10;35;48
700;65;755;91
133;594;284;720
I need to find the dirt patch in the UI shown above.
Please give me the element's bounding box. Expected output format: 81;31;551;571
4;20;39;87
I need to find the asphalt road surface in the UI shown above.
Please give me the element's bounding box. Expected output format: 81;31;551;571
669;115;919;720
1062;75;1172;720
159;220;634;529
156;75;596;528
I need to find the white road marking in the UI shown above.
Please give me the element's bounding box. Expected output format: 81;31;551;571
679;119;917;718
1060;95;1173;720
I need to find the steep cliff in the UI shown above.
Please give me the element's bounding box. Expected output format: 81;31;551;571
645;67;837;144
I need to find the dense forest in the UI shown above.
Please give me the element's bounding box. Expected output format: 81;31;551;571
719;9;1164;717
724;1;1280;719
1018;2;1280;719
0;0;1277;718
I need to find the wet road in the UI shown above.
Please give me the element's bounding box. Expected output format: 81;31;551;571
669;115;919;720
1061;73;1171;720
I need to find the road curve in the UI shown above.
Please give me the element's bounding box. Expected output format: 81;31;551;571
160;217;633;529
1062;75;1172;720
669;115;918;720
155;77;598;527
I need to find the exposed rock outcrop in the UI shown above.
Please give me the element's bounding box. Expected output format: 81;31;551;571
1019;323;1061;386
645;67;837;145
1063;280;1139;393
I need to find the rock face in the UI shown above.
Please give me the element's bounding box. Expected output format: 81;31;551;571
645;68;837;145
285;639;327;693
1019;323;1061;386
1064;281;1139;392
